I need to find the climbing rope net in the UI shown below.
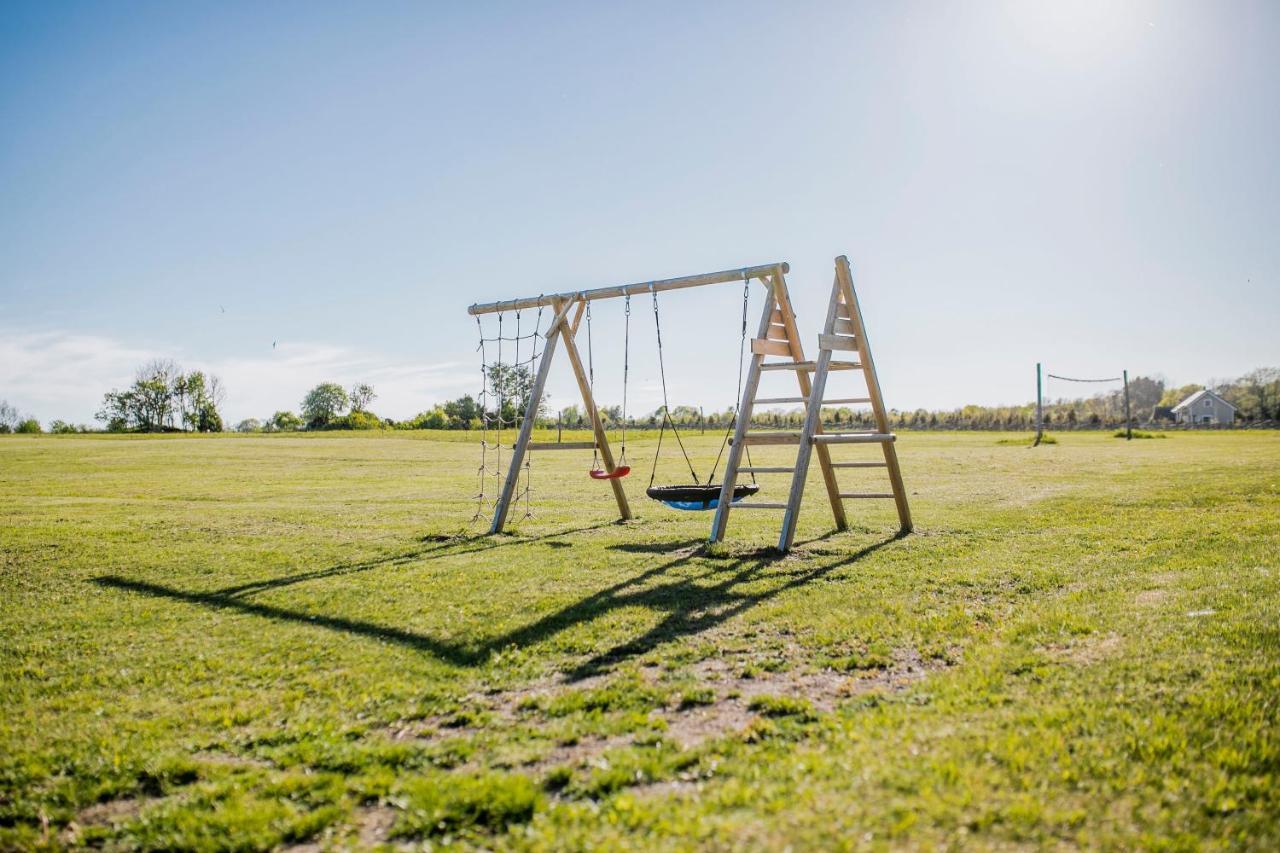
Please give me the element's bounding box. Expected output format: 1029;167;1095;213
472;302;544;523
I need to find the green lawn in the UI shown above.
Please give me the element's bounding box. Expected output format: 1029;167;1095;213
2;430;1277;850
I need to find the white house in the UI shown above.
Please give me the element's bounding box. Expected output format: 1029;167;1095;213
1172;389;1237;425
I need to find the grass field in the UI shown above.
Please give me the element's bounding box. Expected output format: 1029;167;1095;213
2;430;1278;850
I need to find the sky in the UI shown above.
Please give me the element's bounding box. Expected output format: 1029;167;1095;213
2;0;1277;426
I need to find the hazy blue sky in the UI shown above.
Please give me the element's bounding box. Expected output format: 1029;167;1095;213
2;0;1277;424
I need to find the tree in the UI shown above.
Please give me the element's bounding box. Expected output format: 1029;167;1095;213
350;383;377;413
1160;384;1203;408
134;359;180;430
95;360;224;432
178;371;225;432
301;383;349;428
486;364;543;422
0;400;18;433
48;420;78;434
235;418;263;433
443;395;481;429
269;411;303;432
16;418;41;434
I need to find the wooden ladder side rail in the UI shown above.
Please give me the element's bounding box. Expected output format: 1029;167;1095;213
556;299;633;522
709;272;780;543
777;268;843;552
834;256;912;533
773;267;847;531
489;297;576;533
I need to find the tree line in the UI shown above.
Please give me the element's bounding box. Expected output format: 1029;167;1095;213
2;364;1276;435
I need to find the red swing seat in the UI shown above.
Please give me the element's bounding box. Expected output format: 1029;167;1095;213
589;465;631;480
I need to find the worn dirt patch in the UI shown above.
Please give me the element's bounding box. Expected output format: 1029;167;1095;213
519;733;633;773
1135;589;1169;607
1044;633;1122;665
356;805;399;847
372;648;944;775
75;797;147;826
655;647;941;748
60;797;149;845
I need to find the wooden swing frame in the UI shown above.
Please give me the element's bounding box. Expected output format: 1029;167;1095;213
466;261;847;536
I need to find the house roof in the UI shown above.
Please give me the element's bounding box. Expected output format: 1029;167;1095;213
1172;388;1237;412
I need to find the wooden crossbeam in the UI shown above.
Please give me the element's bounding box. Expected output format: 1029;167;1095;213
468;263;788;315
527;441;596;451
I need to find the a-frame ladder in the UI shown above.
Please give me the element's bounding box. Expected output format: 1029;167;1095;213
711;256;912;552
710;267;847;543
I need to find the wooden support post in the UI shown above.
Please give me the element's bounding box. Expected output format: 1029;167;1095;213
558;306;633;522
774;268;847;531
778;270;843;551
1123;369;1132;440
1034;362;1044;446
835;256;912;533
489;298;575;533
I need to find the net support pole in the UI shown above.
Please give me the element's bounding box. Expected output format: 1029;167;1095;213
1123;369;1132;440
1034;362;1044;446
489;299;572;534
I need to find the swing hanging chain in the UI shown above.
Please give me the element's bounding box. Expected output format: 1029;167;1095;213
620;295;629;466
707;272;756;484
648;286;700;487
586;301;599;470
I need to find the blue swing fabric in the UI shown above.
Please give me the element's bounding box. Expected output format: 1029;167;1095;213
646;484;760;512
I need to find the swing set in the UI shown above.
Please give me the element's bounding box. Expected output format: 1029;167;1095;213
467;258;912;551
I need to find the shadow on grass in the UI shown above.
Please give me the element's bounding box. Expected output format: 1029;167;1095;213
209;522;618;599
93;528;905;678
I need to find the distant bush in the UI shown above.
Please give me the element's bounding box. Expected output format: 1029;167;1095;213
401;407;449;430
48;420;80;434
343;411;384;430
15;418;42;434
235;418;264;433
268;411;303;432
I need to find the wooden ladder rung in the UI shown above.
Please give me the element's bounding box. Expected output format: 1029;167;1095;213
766;323;789;340
754;395;870;405
836;303;852;320
751;338;793;357
738;432;803;446
732;502;789;510
812;432;895;445
833;318;855;335
839;492;896;499
759;360;861;372
830;461;888;468
818;334;857;352
527;441;596;451
739;466;795;474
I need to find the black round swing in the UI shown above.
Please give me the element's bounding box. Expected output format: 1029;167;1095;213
645;277;760;512
645;483;760;511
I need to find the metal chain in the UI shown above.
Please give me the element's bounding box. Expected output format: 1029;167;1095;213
648;287;699;486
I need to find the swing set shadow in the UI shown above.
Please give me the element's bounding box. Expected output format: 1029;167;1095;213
92;527;904;679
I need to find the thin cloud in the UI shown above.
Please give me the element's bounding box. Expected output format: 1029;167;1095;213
0;329;473;425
